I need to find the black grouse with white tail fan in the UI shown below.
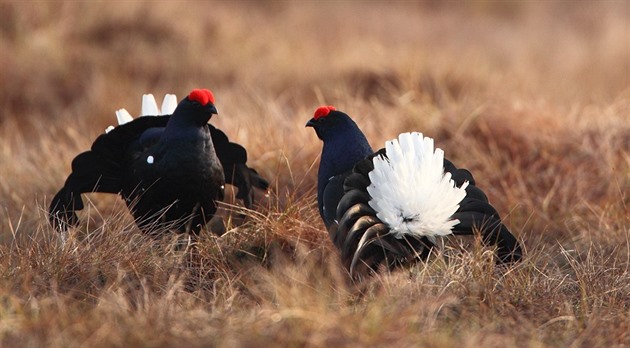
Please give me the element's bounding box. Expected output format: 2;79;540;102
306;106;522;276
49;89;269;235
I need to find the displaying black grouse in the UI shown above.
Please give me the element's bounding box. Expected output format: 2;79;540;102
306;106;522;276
49;89;269;235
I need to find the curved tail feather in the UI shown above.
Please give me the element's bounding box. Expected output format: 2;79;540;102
49;187;80;231
48;150;123;232
223;163;270;208
208;125;270;208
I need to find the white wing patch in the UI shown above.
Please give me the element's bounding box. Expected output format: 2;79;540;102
367;132;469;239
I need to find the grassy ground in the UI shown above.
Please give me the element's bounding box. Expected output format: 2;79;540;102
0;1;628;346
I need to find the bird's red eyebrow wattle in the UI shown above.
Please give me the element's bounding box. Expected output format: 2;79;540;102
188;89;215;106
313;105;336;120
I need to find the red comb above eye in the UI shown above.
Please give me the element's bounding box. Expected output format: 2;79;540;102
188;89;215;106
313;105;336;120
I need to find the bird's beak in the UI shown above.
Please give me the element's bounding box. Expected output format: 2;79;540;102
210;105;218;115
305;118;317;128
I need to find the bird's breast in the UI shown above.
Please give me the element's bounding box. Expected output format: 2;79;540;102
124;134;224;198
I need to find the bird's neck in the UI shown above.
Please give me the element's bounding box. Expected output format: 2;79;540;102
161;123;211;145
318;130;373;191
162;112;209;142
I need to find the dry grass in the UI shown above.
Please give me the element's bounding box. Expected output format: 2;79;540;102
0;1;628;346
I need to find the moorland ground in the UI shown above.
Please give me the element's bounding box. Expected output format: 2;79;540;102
0;1;628;347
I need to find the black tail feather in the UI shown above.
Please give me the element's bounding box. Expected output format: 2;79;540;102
452;210;523;263
49;150;123;232
48;187;80;231
223;163;269;209
209;124;270;209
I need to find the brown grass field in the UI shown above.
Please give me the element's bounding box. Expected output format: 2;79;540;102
0;1;628;347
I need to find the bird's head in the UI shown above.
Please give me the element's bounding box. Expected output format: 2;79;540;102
172;89;218;126
305;105;359;141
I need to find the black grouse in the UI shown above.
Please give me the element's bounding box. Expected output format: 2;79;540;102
306;106;522;276
49;89;269;235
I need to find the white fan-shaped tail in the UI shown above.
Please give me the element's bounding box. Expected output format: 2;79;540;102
367;132;469;239
115;108;134;125
160;94;178;115
141;94;159;116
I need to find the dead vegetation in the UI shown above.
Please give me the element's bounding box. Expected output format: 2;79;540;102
0;1;628;346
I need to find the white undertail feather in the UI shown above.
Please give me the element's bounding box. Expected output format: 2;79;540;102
108;94;178;132
141;94;159;116
115;108;134;125
160;94;178;115
367;132;469;239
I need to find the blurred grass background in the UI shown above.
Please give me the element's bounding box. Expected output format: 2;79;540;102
0;1;628;346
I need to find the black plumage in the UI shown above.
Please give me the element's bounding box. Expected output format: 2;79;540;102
49;89;269;235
